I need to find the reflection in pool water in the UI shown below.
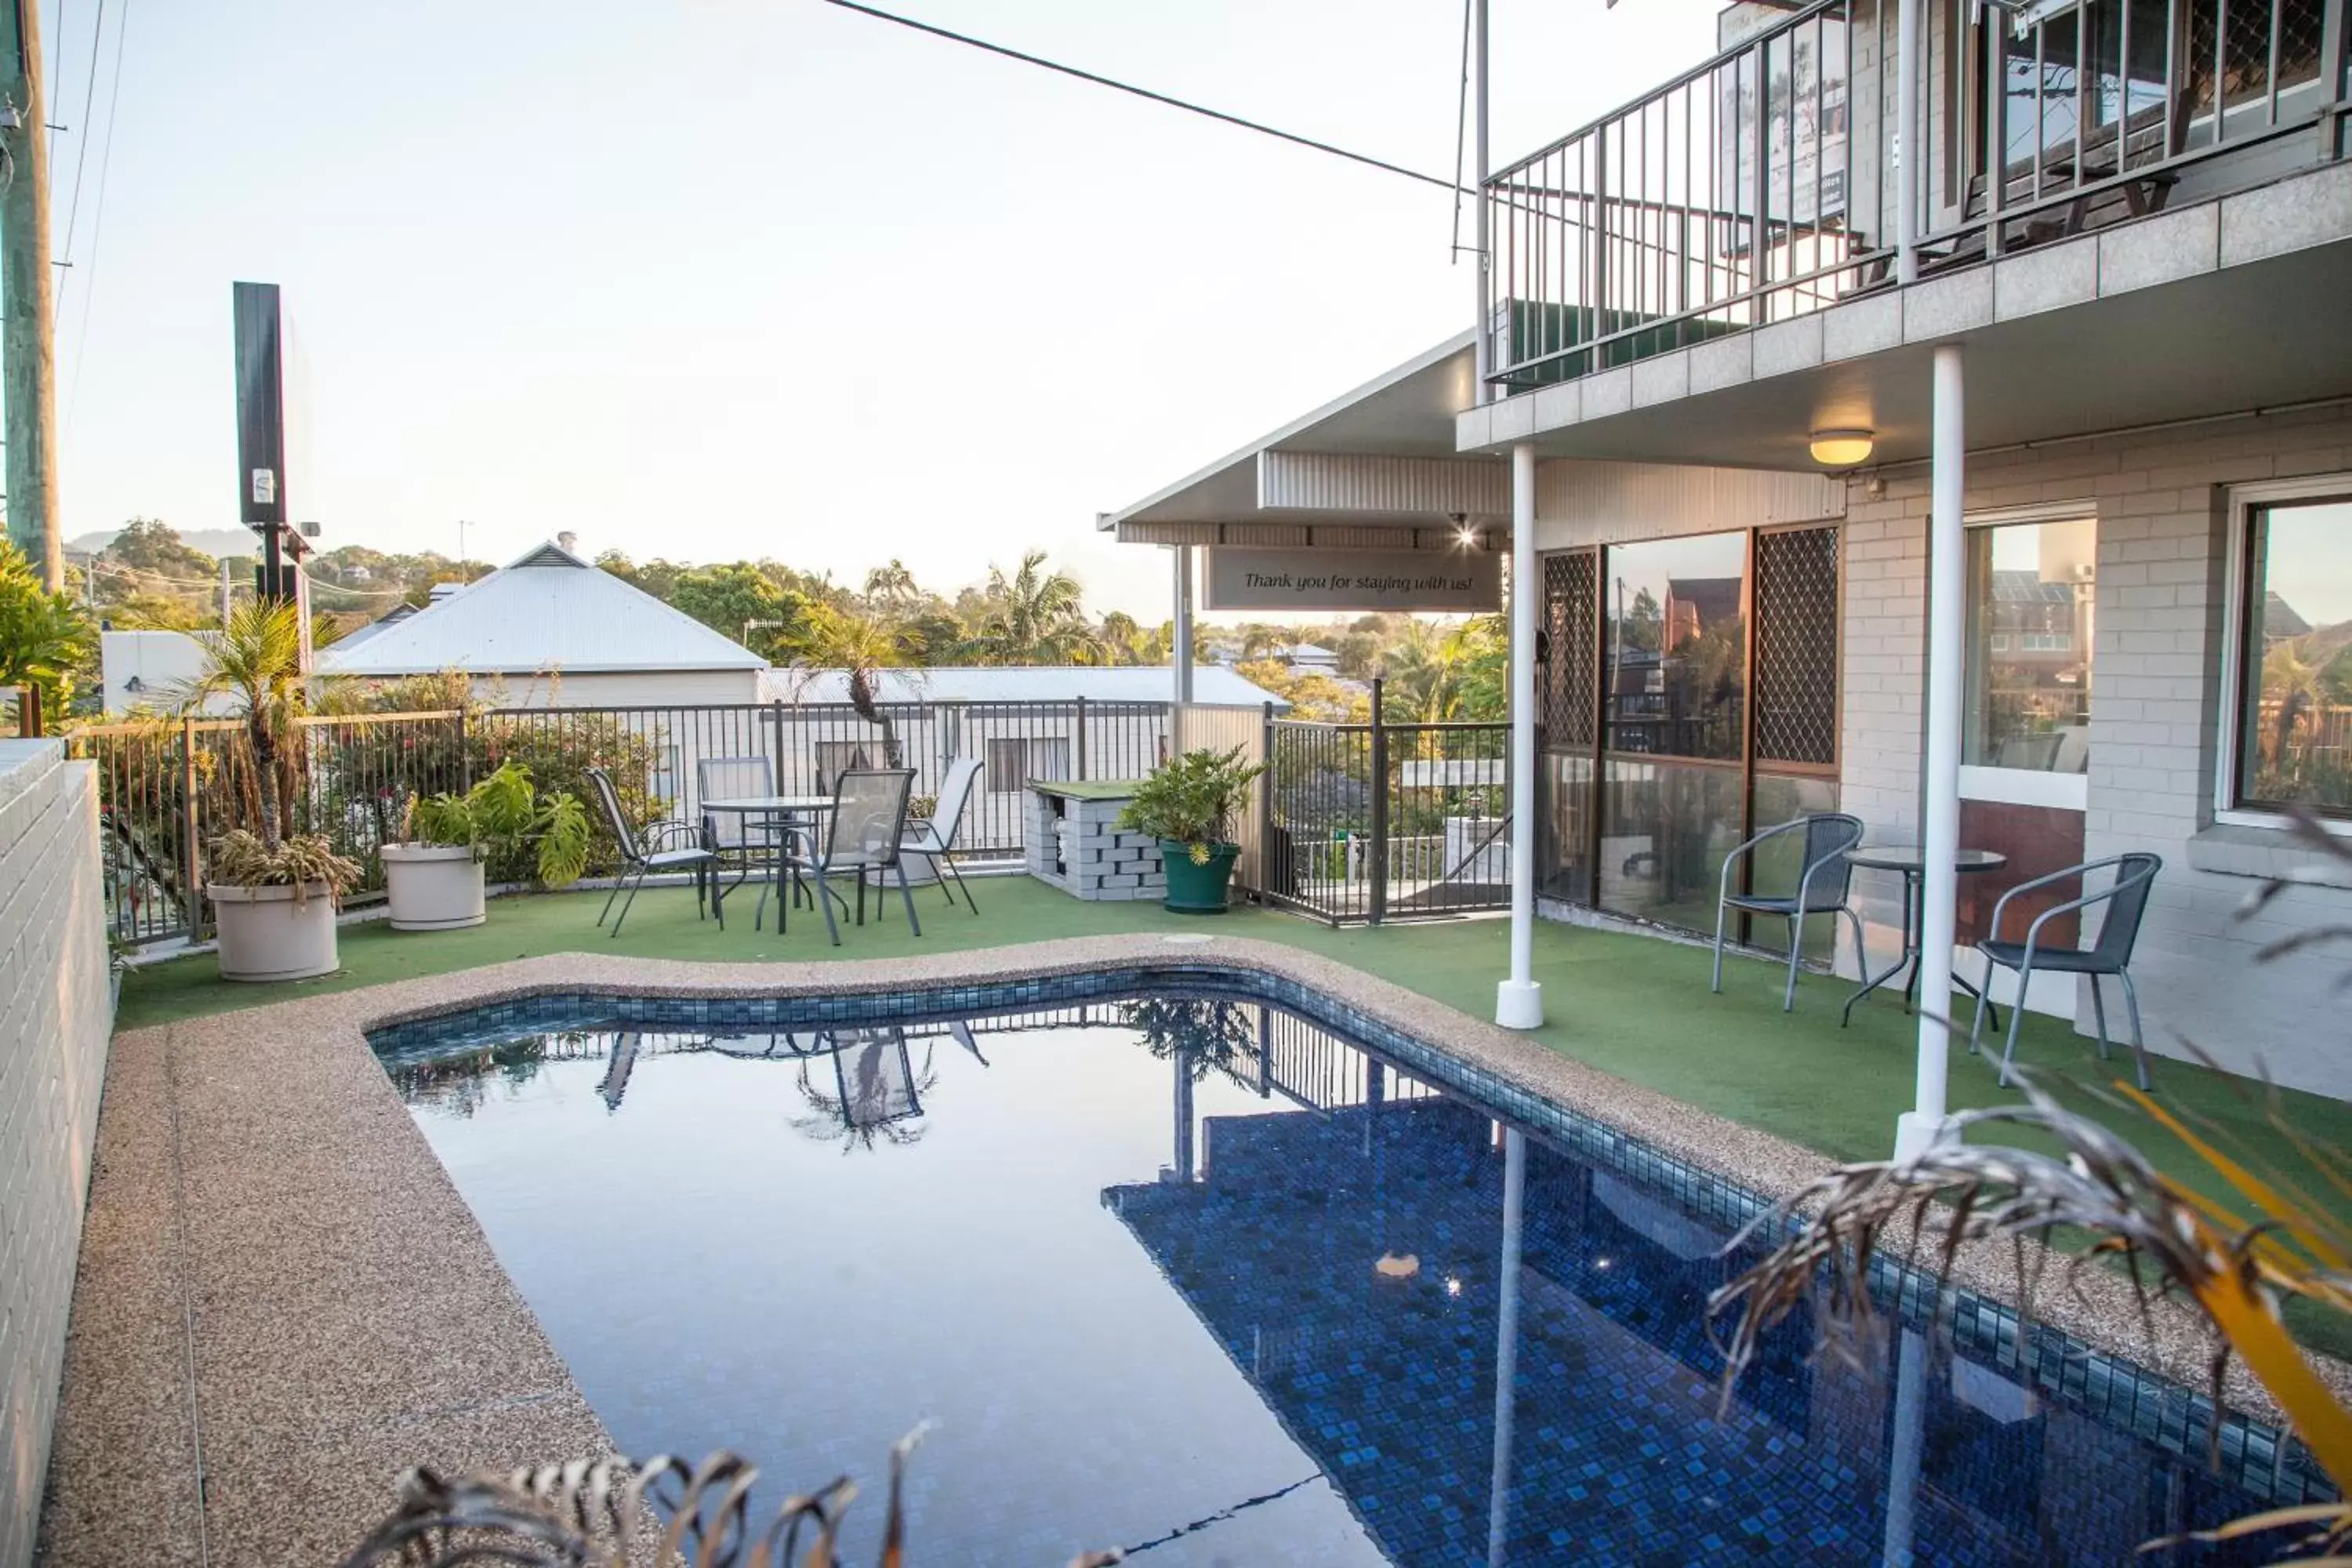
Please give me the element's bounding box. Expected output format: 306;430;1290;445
377;996;2315;1566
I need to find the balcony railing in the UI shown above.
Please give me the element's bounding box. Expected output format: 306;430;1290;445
1481;0;2348;394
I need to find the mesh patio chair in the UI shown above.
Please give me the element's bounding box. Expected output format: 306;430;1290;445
695;755;776;862
1969;853;2162;1090
783;768;919;946
1710;812;1868;1013
904;757;985;915
696;753;786;920
585;767;719;938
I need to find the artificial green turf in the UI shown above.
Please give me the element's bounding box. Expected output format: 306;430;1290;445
118;875;2352;1356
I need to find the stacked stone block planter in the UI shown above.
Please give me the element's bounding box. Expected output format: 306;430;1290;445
1024;781;1169;903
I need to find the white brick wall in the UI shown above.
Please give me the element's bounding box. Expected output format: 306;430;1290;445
0;742;112;1568
1839;405;2352;1096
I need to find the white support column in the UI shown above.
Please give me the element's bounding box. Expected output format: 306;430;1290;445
1172;544;1196;706
1898;343;1965;1163
1496;442;1544;1029
1895;0;1922;285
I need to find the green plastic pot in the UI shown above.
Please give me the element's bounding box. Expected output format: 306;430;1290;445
1159;839;1240;914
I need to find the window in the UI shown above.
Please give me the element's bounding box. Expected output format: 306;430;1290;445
984;738;1071;792
1964;516;2094;774
2230;487;2352;815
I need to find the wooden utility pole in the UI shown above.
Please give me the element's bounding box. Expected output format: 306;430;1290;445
0;0;59;589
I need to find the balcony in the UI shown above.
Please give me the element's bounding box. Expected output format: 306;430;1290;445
1481;0;2349;396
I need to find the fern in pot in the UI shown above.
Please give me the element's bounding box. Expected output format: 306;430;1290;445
382;761;590;931
1119;746;1267;914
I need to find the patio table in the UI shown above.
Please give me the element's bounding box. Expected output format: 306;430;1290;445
702;796;833;930
1839;844;2009;1029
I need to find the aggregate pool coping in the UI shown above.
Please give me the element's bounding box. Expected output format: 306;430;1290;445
39;934;2345;1565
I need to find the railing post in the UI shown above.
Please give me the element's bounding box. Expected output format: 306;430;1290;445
456;706;472;793
1368;678;1389;925
179;715;203;937
1753;34;1775;308
1075;695;1089;782
1259;700;1277;898
2321;0;2348;160
770;699;786;796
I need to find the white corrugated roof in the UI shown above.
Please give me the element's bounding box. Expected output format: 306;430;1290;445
760;665;1287;709
319;542;767;677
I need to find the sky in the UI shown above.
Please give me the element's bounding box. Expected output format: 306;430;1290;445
51;0;1722;619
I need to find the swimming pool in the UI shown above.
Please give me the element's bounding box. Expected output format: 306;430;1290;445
369;974;2328;1565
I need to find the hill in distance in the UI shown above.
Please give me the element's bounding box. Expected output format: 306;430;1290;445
68;526;263;560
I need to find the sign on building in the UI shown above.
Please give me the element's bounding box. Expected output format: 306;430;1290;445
1203;548;1503;613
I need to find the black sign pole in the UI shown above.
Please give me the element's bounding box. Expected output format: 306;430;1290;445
231;281;289;604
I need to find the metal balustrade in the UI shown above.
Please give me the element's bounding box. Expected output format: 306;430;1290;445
1482;0;2347;393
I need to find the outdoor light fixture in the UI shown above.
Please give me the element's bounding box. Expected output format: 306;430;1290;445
1809;428;1875;469
1450;511;1479;549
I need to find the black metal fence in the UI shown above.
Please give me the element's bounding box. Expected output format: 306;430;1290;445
1260;681;1512;925
71;698;1181;946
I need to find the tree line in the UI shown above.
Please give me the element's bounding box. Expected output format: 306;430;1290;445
5;518;1509;728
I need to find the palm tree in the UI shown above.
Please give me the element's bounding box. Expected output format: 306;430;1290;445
1099;610;1142;666
968;551;1102;665
1379;618;1469;724
787;602;921;767
180;599;307;848
862;558;920;615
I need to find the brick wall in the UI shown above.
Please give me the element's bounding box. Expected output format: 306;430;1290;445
0;742;113;1568
1838;405;2352;1096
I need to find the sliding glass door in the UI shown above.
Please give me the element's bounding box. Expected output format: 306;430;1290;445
1539;523;1841;950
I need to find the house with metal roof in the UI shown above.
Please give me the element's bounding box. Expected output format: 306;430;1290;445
1101;0;2352;1116
318;539;768;706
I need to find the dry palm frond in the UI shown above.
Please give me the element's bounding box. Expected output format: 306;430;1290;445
340;1436;1123;1568
1705;1069;2352;1556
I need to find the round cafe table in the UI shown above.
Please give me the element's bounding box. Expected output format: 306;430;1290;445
700;796;833;930
1839;844;2009;1028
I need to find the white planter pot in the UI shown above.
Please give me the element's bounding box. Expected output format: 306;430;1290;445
210;882;341;982
900;849;942;887
381;844;488;931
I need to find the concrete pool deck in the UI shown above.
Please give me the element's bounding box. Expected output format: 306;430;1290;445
42;935;2347;1563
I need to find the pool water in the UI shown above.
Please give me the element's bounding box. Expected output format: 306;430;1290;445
375;989;2321;1566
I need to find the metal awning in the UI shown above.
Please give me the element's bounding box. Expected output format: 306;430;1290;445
1100;330;1506;544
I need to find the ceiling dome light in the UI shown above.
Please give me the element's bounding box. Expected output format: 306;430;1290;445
1809;428;1875;469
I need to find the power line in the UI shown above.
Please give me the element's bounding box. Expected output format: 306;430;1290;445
53;0;100;311
816;0;1470;197
62;0;124;434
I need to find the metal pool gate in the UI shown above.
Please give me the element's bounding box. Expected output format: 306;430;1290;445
1257;681;1512;925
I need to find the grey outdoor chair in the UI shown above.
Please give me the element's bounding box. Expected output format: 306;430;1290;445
1969;852;2162;1091
696;753;784;919
782;768;920;947
903;756;984;915
695;755;775;861
1711;812;1868;1013
585;767;718;938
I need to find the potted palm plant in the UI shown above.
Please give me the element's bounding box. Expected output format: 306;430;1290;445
1119;746;1267;914
382;760;590;930
183;601;362;982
